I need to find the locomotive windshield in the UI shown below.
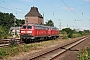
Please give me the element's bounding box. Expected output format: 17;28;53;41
27;26;32;29
22;25;32;29
22;25;26;29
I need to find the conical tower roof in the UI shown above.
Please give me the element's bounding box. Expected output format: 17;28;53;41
25;6;43;18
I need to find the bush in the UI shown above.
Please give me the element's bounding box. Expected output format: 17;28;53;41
67;31;73;38
78;46;90;60
0;43;42;59
0;26;9;39
9;38;17;47
73;33;81;38
62;36;68;39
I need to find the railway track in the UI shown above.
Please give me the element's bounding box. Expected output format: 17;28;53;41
0;38;21;47
29;36;88;60
0;36;62;47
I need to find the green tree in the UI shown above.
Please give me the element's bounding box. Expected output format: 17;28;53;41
84;30;90;33
79;31;83;35
0;12;24;28
0;26;8;39
0;12;15;28
62;28;72;34
16;19;24;27
44;20;54;26
62;28;74;38
68;30;74;38
0;12;24;39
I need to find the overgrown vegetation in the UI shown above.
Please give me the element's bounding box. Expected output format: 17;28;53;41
9;39;18;47
60;28;90;39
78;46;90;60
0;43;42;59
0;12;24;39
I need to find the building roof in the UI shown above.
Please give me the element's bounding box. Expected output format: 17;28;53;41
25;6;43;18
10;27;21;30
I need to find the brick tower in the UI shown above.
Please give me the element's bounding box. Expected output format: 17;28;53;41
25;6;43;24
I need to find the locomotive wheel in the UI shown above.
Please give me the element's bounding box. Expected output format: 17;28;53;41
24;39;29;43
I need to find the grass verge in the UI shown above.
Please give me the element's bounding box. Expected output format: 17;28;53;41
0;43;42;59
78;45;90;60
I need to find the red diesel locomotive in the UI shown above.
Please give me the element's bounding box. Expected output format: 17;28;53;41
20;24;59;43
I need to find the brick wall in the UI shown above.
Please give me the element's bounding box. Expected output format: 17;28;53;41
25;17;43;24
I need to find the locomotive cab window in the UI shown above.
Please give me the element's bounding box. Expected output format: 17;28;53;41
27;26;32;29
22;26;26;29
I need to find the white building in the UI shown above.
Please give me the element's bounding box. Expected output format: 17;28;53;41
10;27;21;37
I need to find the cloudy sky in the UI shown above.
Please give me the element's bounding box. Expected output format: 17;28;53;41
0;0;90;30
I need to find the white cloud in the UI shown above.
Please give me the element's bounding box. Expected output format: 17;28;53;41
62;7;74;10
85;0;90;2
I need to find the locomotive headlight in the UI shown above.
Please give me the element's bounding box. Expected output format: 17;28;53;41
27;31;32;33
21;31;25;33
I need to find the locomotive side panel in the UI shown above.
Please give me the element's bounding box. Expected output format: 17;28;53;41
48;26;59;39
20;24;59;43
34;25;48;37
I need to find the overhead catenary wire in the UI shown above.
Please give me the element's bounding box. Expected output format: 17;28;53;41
0;6;24;14
0;0;89;17
61;0;81;20
71;0;85;24
0;0;89;14
1;0;25;13
71;0;81;14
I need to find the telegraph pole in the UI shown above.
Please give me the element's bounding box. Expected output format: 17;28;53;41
58;19;61;30
43;12;44;24
67;21;68;28
13;17;16;38
60;21;61;30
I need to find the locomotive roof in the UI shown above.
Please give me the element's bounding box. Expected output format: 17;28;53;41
22;24;58;29
46;26;57;28
23;24;44;26
23;23;35;26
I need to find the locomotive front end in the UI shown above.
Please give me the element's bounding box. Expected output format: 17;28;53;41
20;24;34;42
